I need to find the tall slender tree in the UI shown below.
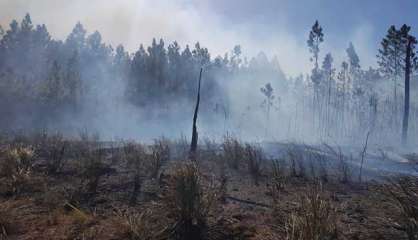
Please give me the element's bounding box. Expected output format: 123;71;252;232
260;83;275;137
377;25;405;128
307;20;324;70
322;53;335;136
307;20;324;126
399;25;417;145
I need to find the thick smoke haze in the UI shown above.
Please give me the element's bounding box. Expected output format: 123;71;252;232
0;0;382;76
0;0;418;150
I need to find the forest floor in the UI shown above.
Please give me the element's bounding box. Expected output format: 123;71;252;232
0;136;417;240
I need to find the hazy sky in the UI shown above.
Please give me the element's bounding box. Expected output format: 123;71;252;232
0;0;417;76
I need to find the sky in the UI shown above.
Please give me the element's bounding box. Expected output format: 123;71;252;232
0;0;417;76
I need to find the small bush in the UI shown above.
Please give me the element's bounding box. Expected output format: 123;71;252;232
201;138;219;162
124;142;150;204
173;135;189;160
74;134;106;196
163;162;218;240
287;145;306;178
81;149;106;195
270;159;286;204
323;144;351;184
221;136;245;170
150;138;170;179
244;144;263;185
218;167;228;203
37;132;67;174
0;145;35;195
308;148;328;182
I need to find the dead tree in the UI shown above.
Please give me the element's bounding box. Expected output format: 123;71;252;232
189;68;203;161
358;131;370;183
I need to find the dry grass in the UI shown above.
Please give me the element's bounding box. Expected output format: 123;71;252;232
1;132;417;240
150;138;171;179
381;176;418;240
0;145;35;195
0;202;11;239
285;182;339;240
116;206;168;240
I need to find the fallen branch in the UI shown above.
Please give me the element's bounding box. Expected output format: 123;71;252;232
226;195;272;208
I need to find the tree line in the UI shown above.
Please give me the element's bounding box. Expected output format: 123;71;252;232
299;20;417;145
0;14;417;145
0;14;285;131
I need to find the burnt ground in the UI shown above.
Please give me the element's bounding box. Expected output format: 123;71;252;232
0;138;416;240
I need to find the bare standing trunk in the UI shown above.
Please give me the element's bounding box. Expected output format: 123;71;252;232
189;68;203;161
359;131;370;183
402;39;412;145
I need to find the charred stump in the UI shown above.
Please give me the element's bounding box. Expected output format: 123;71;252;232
189;68;203;161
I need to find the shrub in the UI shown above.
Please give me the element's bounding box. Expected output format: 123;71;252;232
124;142;150;205
218;166;228;204
201;138;219;162
323;144;351;184
308;147;328;182
270;159;286;204
0;145;35;195
150;138;170;179
287;145;306;178
244;144;263;185
162;162;218;240
221;136;245;170
80;148;106;195
38;132;67;174
74;134;106;197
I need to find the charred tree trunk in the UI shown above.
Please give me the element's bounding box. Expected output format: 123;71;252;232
130;173;141;205
359;131;370;183
402;39;412;145
189;68;203;161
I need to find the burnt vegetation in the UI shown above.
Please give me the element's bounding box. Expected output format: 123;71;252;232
0;132;416;239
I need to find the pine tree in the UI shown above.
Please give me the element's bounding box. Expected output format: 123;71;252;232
0;25;4;40
399;25;417;145
261;83;275;137
377;25;405;127
307;20;324;131
322;53;335;136
307;20;324;70
378;24;417;144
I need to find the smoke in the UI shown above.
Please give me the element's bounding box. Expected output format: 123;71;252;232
1;0;416;150
0;0;377;76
